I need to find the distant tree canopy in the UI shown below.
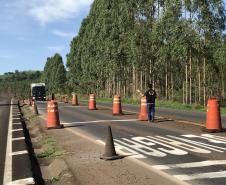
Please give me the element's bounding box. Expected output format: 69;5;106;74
0;70;42;98
66;0;226;105
42;53;67;94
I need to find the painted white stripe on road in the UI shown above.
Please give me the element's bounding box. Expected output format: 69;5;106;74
174;171;226;181
12;137;25;141
152;160;226;170
3;100;13;184
9;177;35;185
62;119;138;125
12;129;23;132
12;118;20;120
10;150;28;156
12;123;21;125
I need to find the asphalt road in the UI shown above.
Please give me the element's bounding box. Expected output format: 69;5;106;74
0;98;11;184
37;101;226;185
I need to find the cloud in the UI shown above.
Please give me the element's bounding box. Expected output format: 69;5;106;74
47;46;64;52
52;30;75;38
28;0;93;25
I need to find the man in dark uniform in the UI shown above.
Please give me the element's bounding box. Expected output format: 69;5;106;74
144;84;157;122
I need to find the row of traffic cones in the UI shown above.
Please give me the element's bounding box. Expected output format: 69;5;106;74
27;95;224;161
28;95;224;133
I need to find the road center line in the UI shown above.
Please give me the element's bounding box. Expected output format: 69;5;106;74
62;119;138;125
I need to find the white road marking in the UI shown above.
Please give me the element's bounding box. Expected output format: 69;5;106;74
9;177;35;185
132;136;188;155
10;150;28;156
12;118;20;120
12;123;21;125
152;136;211;153
174;171;226;181
12;137;25;141
59;105;85;108
3;100;13;184
62;119;138;125
115;138;166;157
11;129;23;132
152;160;226;170
168;135;226;152
183;134;226;144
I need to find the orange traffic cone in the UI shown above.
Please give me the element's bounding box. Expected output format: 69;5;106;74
72;93;79;106
139;96;148;121
47;100;62;129
100;126;122;160
88;94;97;110
203;97;222;132
112;95;122;115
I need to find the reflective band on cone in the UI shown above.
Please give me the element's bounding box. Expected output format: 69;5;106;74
112;95;122;115
139;96;148;121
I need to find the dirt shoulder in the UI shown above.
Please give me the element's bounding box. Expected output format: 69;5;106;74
22;103;186;185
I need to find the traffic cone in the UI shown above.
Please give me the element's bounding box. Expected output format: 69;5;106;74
100;126;122;160
112;95;122;115
88;94;97;110
203;97;222;132
32;101;39;115
64;96;68;103
139;96;148;121
72;93;79;106
47;100;62;129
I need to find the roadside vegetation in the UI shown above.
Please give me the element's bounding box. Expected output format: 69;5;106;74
1;1;226;112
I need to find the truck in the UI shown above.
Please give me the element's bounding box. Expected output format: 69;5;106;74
30;83;46;101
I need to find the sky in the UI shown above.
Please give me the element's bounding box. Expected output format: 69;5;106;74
0;0;94;74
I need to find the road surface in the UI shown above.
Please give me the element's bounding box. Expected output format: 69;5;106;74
37;100;226;185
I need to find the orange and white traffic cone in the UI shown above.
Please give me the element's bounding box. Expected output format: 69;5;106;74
203;97;222;132
72;93;79;106
139;96;148;121
47;101;62;129
88;94;97;110
112;95;122;115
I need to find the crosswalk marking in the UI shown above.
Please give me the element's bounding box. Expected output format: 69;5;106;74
152;160;226;170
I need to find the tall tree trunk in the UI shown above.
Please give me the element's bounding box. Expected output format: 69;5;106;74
183;82;185;104
189;48;192;104
198;69;201;104
203;57;206;106
132;64;136;99
185;63;188;104
165;63;168;100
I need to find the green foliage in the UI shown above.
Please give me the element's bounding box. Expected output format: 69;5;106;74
0;70;42;98
42;53;67;94
66;0;226;106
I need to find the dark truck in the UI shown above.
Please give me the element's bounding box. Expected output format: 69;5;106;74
31;83;46;101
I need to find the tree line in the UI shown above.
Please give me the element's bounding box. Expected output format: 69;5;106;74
0;70;42;98
65;0;226;106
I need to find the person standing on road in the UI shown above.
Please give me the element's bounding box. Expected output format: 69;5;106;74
144;84;157;122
